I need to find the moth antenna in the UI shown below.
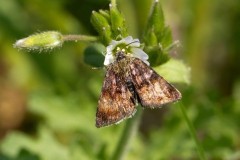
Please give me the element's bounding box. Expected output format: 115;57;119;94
126;40;140;47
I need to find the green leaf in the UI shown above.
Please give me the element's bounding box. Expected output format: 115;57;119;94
143;0;173;67
28;92;95;132
154;59;191;84
145;45;169;66
144;28;158;46
16;149;40;160
83;43;105;67
0;154;11;160
143;0;166;43
161;26;173;48
151;1;165;38
0;127;69;160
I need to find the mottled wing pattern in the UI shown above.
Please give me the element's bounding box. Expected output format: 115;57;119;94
96;64;137;128
130;58;181;108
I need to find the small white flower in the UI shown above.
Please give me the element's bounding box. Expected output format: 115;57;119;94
104;36;149;66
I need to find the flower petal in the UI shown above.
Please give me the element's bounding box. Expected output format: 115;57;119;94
106;44;113;53
123;36;133;44
131;48;149;65
111;40;118;46
142;60;150;66
129;39;140;47
131;48;149;60
104;53;114;66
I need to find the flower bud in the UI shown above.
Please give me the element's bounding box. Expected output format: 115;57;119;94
109;4;128;38
91;11;112;45
14;31;63;51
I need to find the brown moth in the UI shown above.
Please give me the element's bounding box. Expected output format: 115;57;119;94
96;50;181;128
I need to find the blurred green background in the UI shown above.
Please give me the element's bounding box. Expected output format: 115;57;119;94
0;0;240;159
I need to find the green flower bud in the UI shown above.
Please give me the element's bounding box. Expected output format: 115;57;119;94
99;10;110;21
109;4;128;39
142;0;174;66
14;31;63;51
91;11;112;45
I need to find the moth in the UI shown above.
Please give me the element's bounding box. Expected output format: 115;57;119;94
96;50;181;128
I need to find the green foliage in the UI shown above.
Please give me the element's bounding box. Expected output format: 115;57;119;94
0;149;40;160
154;59;190;84
1;127;68;160
91;11;112;45
83;43;105;68
143;0;173;66
91;4;129;45
109;6;128;39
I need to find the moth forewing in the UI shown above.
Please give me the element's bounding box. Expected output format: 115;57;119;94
96;60;137;128
129;58;181;108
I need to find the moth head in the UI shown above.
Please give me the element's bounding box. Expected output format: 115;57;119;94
116;50;126;62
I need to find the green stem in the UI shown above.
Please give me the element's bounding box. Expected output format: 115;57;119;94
111;108;143;160
179;102;206;160
111;0;117;8
62;35;98;42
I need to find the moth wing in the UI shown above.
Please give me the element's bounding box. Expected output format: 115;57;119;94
96;65;136;128
130;58;181;108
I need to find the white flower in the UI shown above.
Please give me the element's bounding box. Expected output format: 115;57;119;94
104;36;149;66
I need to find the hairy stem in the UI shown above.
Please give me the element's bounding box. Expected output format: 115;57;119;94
111;108;143;160
179;102;206;160
62;35;98;42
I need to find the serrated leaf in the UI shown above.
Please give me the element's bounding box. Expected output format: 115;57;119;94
154;59;191;84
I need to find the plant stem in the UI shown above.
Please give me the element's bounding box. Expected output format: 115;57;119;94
179;102;206;160
111;0;117;8
62;35;98;42
111;108;143;160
